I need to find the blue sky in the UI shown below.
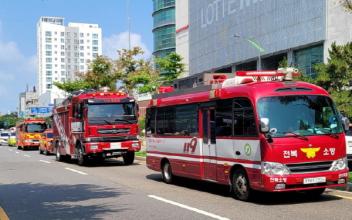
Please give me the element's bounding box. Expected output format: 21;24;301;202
0;0;153;113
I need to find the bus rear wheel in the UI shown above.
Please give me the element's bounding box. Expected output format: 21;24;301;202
231;169;252;201
161;161;173;184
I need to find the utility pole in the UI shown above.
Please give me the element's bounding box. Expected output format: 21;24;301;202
127;0;131;50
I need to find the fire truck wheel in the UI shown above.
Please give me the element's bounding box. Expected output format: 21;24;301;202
232;169;252;201
44;148;48;155
39;148;43;154
55;144;63;162
123;151;135;165
161;161;173;184
77;146;87;166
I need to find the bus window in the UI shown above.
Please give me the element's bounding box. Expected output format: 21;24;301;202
146;108;156;135
233;98;257;137
216;99;233;137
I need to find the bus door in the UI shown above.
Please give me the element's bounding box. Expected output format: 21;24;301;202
201;108;217;181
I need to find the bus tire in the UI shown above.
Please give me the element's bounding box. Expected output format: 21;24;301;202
231;168;252;201
161;161;173;184
77;145;87;166
123;151;135;165
55;143;63;162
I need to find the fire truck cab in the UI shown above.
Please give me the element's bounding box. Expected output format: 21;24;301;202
53;91;140;165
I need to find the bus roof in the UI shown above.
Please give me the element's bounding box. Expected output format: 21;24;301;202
150;80;329;108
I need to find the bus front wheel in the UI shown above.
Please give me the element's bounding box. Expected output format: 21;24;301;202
161;161;173;184
231;169;252;201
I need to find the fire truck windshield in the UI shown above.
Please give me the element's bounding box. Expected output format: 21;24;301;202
258;95;343;137
26;123;47;133
87;103;136;125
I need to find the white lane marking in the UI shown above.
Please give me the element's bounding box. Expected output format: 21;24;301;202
15;151;19;154
148;195;230;220
65;167;88;176
8;149;13;152
24;154;31;158
39;160;51;164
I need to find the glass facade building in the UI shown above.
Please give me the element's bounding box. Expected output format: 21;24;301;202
152;0;175;58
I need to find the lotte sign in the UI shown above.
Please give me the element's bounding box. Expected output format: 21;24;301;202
200;0;264;29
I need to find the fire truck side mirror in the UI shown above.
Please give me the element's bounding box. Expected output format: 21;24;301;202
341;116;350;132
260;118;270;133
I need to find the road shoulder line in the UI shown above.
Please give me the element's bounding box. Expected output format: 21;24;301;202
65;167;88;175
148;195;230;220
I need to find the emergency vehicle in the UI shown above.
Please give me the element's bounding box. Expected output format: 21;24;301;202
146;68;349;201
16;118;47;150
52;90;140;166
39;129;54;155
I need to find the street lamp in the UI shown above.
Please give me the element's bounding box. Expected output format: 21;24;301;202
233;34;265;70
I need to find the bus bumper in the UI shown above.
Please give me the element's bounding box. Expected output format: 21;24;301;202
260;169;349;192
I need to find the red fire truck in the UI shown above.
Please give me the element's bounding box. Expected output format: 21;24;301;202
53;90;140;166
146;69;350;201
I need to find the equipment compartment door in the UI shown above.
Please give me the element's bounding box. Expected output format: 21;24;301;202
202;108;217;181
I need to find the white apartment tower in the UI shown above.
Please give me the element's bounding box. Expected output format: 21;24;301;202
37;17;102;104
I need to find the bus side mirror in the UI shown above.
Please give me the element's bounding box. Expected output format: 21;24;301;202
341;117;350;132
260;118;270;133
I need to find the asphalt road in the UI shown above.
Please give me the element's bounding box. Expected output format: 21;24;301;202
0;144;352;220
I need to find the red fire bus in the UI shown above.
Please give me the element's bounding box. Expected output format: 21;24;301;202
146;69;349;201
53;90;140;166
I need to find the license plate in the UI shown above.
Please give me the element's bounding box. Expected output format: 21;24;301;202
303;177;326;185
110;142;121;149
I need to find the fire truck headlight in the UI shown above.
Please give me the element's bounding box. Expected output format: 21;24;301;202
261;162;290;176
85;138;91;142
330;157;347;171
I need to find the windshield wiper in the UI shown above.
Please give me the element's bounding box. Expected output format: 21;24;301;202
282;131;308;141
114;118;135;124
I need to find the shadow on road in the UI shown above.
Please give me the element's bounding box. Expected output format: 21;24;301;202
146;174;342;205
0;183;128;219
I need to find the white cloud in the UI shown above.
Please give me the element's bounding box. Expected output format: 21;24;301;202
0;22;36;113
103;31;151;59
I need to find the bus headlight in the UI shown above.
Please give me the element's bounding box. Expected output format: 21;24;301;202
330;157;347;171
261;162;290;175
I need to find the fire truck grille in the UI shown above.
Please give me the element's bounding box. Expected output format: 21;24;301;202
286;161;333;173
98;128;130;135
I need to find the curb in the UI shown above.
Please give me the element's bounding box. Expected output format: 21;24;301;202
135;156;146;161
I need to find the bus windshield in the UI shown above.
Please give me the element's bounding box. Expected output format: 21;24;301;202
257;95;343;137
88;103;136;125
26;123;47;133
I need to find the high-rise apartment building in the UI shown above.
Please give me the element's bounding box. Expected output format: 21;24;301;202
37;16;102;104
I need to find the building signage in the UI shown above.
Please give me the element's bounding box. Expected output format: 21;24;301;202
30;107;53;115
200;0;264;29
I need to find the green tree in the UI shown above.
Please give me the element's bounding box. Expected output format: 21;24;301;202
115;47;159;94
54;80;90;93
54;56;118;93
305;42;352;118
341;0;352;11
0;113;19;129
156;52;185;85
278;57;288;68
